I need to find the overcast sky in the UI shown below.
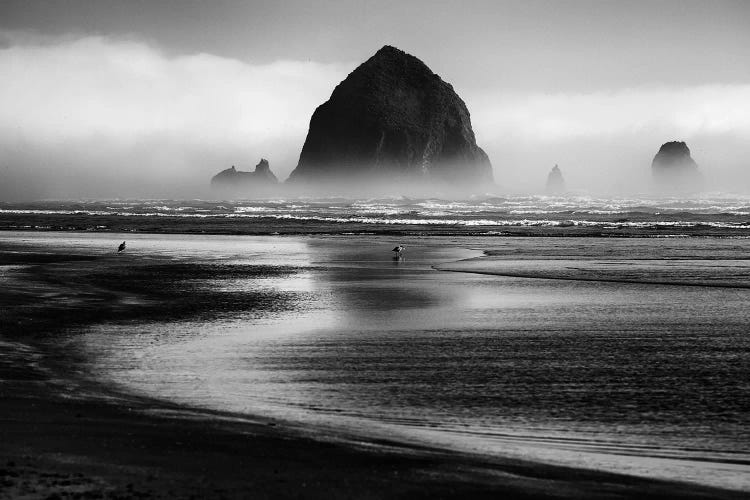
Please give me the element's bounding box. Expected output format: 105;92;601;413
1;0;749;199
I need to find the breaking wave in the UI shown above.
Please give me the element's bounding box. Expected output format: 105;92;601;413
3;194;750;233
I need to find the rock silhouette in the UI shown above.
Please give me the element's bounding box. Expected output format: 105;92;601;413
288;45;492;186
546;164;565;194
211;159;278;194
651;142;702;192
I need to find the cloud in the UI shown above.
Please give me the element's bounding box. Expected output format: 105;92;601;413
0;33;349;145
0;32;350;198
470;85;750;144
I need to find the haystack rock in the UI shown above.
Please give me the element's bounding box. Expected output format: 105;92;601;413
288;45;493;187
211;159;278;193
651;141;702;192
546;164;565;194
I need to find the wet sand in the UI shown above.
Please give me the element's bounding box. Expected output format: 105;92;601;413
0;236;746;499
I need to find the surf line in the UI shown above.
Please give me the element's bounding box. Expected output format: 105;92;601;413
432;259;750;290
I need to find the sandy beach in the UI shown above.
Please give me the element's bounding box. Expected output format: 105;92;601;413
1;233;748;499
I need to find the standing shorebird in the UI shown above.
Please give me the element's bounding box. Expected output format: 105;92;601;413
117;241;126;253
392;245;405;255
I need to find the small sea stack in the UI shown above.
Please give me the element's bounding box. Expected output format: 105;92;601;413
546;164;565;194
287;45;493;189
651;141;703;193
211;159;278;195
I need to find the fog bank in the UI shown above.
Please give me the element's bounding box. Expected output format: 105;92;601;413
0;33;348;200
1;33;750;200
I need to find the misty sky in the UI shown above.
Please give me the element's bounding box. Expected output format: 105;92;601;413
1;0;749;199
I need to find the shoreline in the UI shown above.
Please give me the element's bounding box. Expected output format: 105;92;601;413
4;213;750;238
8;358;744;500
3;338;745;500
1;234;747;498
435;260;750;289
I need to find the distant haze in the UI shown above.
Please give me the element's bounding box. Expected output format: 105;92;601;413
1;0;749;200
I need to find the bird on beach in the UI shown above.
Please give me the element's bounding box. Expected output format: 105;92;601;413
392;245;405;255
117;241;126;253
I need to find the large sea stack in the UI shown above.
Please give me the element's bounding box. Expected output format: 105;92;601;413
211;159;278;195
651;141;702;192
288;46;493;188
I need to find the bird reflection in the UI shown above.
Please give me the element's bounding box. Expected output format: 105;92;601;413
391;244;405;264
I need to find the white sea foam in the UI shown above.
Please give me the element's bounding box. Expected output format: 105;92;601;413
4;194;750;231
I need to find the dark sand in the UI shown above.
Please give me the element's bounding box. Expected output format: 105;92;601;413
1;239;746;499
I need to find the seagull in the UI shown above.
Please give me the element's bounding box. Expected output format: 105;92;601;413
392;245;405;255
117;241;126;253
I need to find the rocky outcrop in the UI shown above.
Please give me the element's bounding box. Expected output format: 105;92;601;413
288;45;492;187
546;164;565;194
251;159;278;183
651;142;702;192
211;159;278;193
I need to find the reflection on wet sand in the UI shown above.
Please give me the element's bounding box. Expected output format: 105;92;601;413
39;233;748;492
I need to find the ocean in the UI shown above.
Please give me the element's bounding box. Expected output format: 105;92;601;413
2;194;750;235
